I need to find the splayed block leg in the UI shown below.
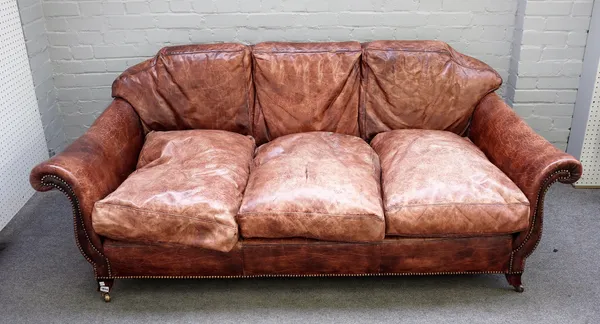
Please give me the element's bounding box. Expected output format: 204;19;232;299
505;274;524;293
97;279;114;302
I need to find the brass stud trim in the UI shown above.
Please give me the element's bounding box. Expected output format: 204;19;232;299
41;174;112;277
97;270;516;280
509;170;571;272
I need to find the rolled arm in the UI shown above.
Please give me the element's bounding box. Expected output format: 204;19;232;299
30;99;144;277
469;93;582;272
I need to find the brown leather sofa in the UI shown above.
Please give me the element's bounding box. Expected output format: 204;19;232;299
30;41;583;302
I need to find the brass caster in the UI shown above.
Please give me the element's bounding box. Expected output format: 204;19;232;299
505;274;524;293
98;279;114;302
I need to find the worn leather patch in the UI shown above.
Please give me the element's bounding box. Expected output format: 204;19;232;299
93;130;255;252
253;42;362;140
238;132;385;242
371;129;530;237
361;40;502;140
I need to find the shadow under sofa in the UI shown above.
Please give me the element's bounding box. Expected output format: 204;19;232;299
30;41;582;302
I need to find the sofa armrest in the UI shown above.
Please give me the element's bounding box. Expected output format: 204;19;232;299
469;93;582;273
30;99;144;278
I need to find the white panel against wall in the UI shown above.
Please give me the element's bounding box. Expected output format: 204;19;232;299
0;0;49;230
575;62;600;187
569;1;600;188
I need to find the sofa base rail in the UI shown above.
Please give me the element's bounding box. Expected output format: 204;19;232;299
90;235;522;301
95;271;524;302
97;270;514;280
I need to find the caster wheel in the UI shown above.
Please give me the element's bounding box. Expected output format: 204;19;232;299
102;293;111;302
514;285;524;293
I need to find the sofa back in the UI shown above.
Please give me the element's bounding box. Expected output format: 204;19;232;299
361;41;502;140
111;41;501;143
112;43;254;135
253;42;362;141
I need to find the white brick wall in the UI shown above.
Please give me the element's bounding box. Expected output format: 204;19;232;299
17;0;65;155
509;0;593;151
16;0;593;151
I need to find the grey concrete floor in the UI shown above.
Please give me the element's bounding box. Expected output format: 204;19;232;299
0;184;599;323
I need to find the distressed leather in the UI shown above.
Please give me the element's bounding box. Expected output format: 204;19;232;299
29;41;583;282
253;42;361;141
103;236;513;277
238;132;385;242
112;43;254;135
380;236;512;273
104;240;244;277
371;129;530;236
92;130;256;252
469;93;582;271
30;99;144;254
470;93;583;210
361;40;502;140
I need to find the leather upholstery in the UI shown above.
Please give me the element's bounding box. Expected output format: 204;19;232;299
29;41;583;283
30;99;144;256
92;130;256;252
252;42;361;141
371;129;530;236
102;235;513;277
380;236;512;273
112;43;254;135
469;93;582;271
104;240;243;277
361;40;502;140
238;132;385;242
470;93;583;214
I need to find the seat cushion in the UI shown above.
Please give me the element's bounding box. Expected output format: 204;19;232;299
252;42;362;141
238;132;385;242
112;43;254;135
92;130;256;252
361;41;502;141
371;130;530;237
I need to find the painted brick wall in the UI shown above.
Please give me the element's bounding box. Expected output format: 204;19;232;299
508;0;593;151
36;0;519;143
17;0;65;155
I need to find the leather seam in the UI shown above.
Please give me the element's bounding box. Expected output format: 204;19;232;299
164;49;245;56
253;49;361;54
95;202;238;229
366;48;497;73
237;211;385;219
241;241;379;247
115;48;246;82
244;49;252;137
362;49;369;139
115;57;158;82
387;201;530;210
385;231;527;238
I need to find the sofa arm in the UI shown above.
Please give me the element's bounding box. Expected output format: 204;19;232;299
469;93;582;273
30;99;144;278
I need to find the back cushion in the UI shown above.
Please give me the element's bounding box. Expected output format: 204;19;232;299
112;43;253;135
361;41;502;141
253;42;361;141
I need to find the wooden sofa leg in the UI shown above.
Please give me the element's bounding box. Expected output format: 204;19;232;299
97;279;114;302
505;274;524;293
